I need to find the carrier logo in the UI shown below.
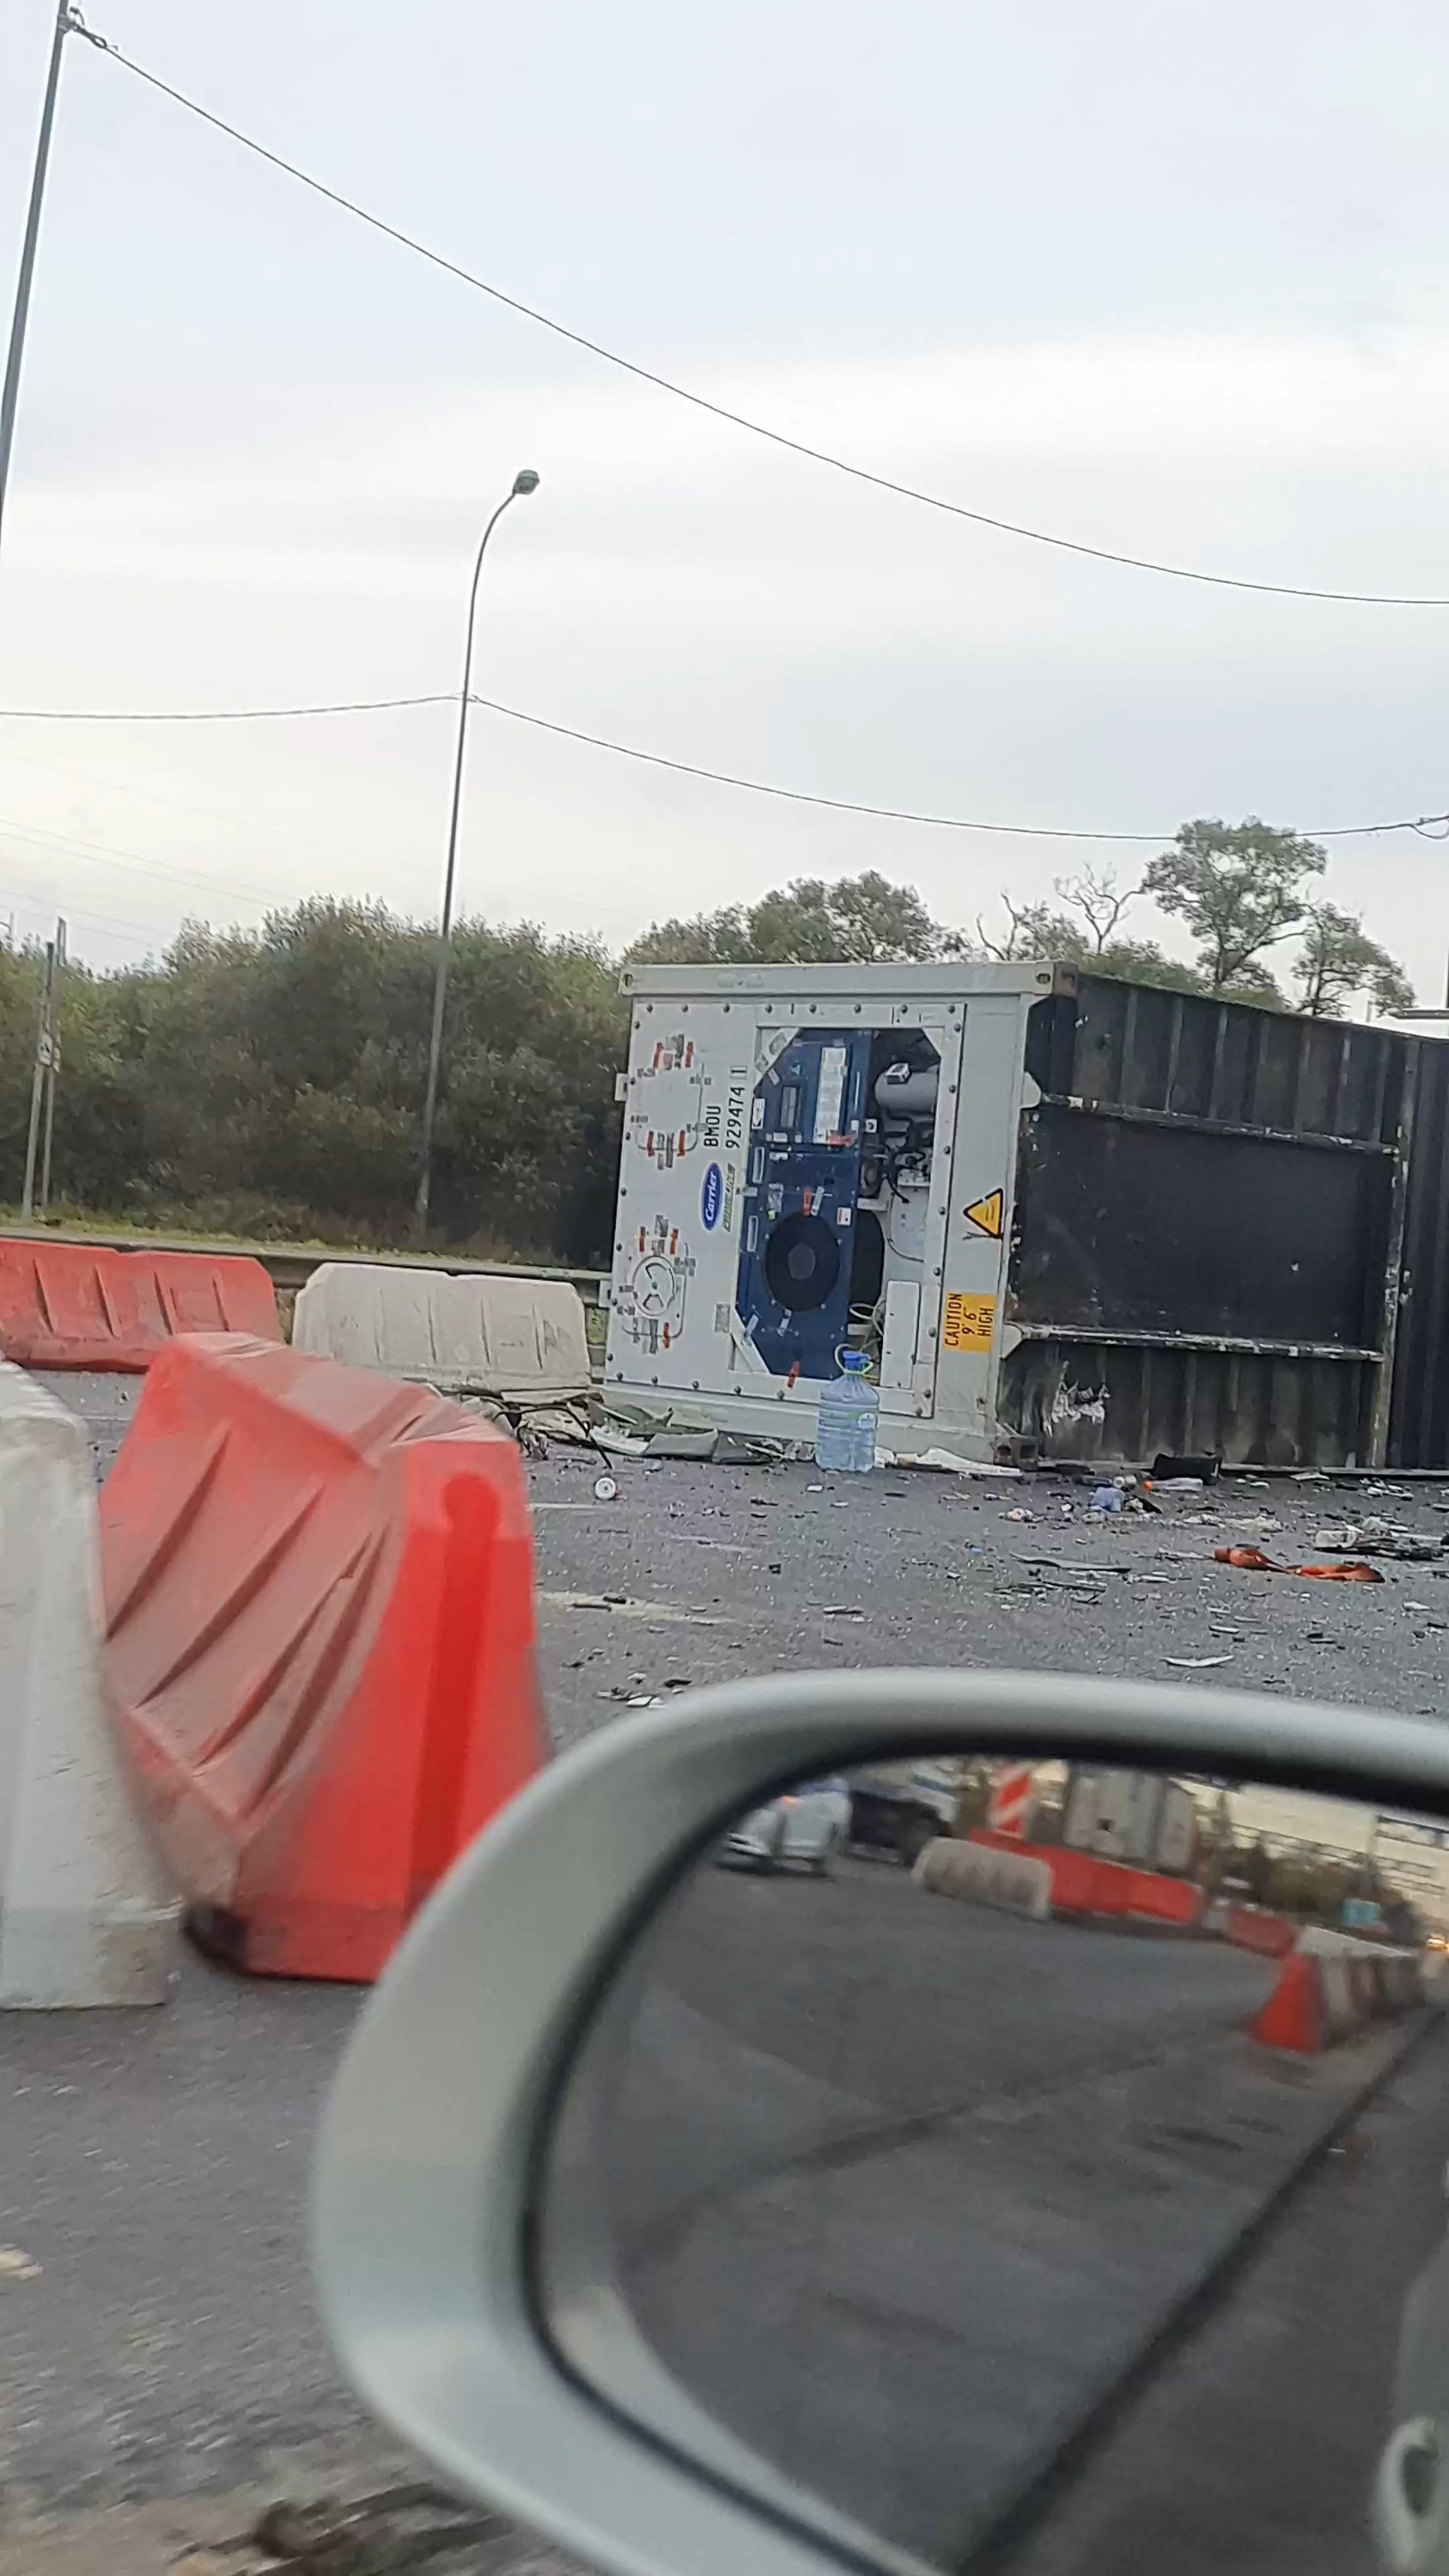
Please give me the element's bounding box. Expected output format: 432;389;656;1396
700;1161;723;1229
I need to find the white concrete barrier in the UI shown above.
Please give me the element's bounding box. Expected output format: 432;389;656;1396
913;1836;1052;1922
0;1365;177;2006
1301;1927;1428;2034
292;1264;592;1406
1254;1923;1431;2051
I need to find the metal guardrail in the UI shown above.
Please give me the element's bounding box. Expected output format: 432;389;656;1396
0;1225;608;1304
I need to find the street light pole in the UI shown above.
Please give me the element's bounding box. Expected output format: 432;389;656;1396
1;3;83;564
412;467;539;1242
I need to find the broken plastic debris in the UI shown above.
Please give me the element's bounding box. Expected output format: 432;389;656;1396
544;1591;724;1623
527;1403;651;1456
255;2488;498;2569
877;1446;1022;1478
1311;1520;1440;1562
1166;1653;1234;1669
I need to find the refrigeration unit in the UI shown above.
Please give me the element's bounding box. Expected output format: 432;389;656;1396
605;959;1053;1461
604;959;1427;1471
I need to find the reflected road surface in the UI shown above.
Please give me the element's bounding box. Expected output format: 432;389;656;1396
553;1850;1446;2572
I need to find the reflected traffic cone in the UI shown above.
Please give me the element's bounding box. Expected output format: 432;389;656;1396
1251;1952;1324;2053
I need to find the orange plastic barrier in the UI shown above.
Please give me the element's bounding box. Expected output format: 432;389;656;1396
1251;1938;1424;2054
1219;1904;1297;1958
99;1335;545;1980
0;1239;280;1371
970;1829;1202;1926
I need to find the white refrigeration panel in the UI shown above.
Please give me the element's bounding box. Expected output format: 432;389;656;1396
604;962;1053;1458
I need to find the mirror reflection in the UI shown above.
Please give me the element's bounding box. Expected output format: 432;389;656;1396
539;1751;1449;2576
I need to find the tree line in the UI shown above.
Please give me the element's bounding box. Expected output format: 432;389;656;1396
0;819;1414;1262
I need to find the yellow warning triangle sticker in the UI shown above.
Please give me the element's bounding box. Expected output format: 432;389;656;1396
964;1187;1004;1239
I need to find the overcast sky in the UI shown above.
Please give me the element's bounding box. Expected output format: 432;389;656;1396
2;1;1449;990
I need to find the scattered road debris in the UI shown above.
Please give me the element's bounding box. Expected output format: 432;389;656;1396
1310;1519;1443;1562
592;1473;618;1501
541;1592;724;1623
0;2245;40;2281
1021;1556;1133;1578
254;2482;502;2573
1166;1653;1234;1670
879;1446;1022;1478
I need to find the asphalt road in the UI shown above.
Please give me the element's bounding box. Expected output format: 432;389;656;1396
997;2019;1449;2576
47;1368;1449;1732
0;1959;362;2521
4;1396;1449;2571
525;1443;1449;1744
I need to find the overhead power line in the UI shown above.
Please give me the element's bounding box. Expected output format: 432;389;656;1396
0;691;453;722
80;28;1449;611
468;696;1449;844
2;689;1444;846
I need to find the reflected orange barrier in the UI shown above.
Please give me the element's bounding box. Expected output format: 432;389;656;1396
1217;1904;1297;1958
970;1829;1201;1926
0;1239;279;1370
100;1336;545;1980
1251;1935;1425;2054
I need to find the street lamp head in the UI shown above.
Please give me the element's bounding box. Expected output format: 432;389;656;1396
512;469;540;496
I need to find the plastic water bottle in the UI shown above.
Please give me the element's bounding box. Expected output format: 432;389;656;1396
814;1349;879;1475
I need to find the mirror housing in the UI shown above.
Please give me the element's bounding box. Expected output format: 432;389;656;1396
314;1672;1449;2576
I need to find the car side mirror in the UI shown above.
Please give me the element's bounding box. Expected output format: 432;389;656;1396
314;1672;1449;2576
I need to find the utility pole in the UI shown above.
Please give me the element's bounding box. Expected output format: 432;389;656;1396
21;932;58;1218
0;3;86;563
411;468;540;1244
38;916;65;1213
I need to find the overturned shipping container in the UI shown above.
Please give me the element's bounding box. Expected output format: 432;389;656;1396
606;962;1449;1471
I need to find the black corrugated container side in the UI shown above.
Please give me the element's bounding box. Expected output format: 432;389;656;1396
1388;1030;1449;1469
997;973;1423;1470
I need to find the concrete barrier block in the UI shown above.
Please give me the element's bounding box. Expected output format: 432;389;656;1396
292;1263;592;1405
0;1365;177;2007
914;1836;1052;1922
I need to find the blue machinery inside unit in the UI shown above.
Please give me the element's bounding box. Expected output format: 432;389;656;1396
735;1029;871;1380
